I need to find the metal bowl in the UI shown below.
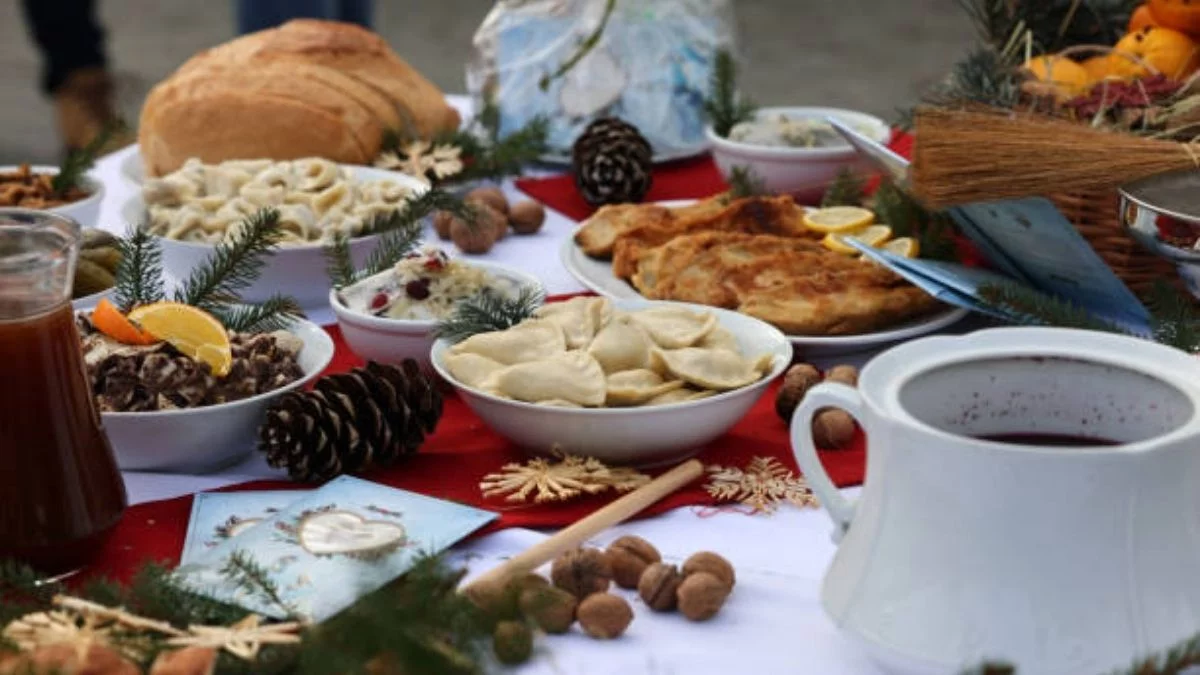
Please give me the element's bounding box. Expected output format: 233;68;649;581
1118;169;1200;299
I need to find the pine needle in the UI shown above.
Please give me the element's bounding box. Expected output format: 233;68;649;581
52;119;123;196
726;166;769;199
704;48;757;138
213;295;303;333
324;232;357;290
114;225;166;312
1146;280;1200;352
220;550;296;619
174;208;284;312
434;286;543;343
870;180;958;261
977;281;1132;334
821;168;866;207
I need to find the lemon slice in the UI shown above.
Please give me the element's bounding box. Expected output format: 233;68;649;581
127;302;233;377
823;225;894;255
802;206;876;233
882;237;919;258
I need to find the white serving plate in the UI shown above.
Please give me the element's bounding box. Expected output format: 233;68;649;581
560;200;968;356
100;317;334;473
431;298;792;467
122;165;430;316
330;259;546;372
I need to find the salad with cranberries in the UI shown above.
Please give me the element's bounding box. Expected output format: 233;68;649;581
336;247;509;321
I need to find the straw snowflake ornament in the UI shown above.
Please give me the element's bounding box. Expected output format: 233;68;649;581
375;141;464;183
480;452;649;503
704;457;818;514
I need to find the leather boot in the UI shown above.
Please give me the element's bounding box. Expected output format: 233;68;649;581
53;67;134;155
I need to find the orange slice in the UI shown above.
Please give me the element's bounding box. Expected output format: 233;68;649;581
126;302;233;377
91;298;158;345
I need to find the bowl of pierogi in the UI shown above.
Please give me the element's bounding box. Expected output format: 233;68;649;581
120;158;429;310
430;297;793;466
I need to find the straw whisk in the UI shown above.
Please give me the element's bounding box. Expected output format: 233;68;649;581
910;106;1200;208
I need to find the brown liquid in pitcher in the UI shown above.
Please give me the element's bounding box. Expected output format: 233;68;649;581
976;433;1119;447
0;301;126;574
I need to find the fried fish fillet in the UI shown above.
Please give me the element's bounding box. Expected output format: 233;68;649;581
611;195;820;280
630;231;943;335
573;194;730;258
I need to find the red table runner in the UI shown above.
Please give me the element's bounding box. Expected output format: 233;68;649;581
89;151;883;584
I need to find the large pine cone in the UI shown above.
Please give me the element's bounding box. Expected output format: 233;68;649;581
571;117;653;207
258;360;443;482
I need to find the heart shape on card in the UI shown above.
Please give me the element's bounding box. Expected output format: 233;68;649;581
297;510;406;561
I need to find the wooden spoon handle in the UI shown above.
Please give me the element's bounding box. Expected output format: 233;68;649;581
462;458;704;595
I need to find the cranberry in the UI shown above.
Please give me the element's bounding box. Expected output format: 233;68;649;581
423;254;446;271
405;279;431;300
369;292;390;310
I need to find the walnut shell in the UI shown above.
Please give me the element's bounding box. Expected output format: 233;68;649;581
476;203;510;240
681;551;736;591
638;562;682;612
509;200;546;235
606;535;661;589
551;547;612;599
775;363;821;421
492;620;533;665
432;210;455;240
519;585;577;634
813;408;856;449
466;186;509;217
450;216;495;254
824;364;859;387
676;572;729;621
577;593;633;639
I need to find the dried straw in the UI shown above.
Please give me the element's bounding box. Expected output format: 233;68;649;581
910;106;1200;208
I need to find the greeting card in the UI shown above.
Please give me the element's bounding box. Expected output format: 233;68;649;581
181;491;310;566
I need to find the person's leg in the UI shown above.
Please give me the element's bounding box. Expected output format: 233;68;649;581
236;0;373;34
336;0;374;28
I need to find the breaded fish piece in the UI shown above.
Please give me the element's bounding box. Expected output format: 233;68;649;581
611;195;819;280
573;195;730;258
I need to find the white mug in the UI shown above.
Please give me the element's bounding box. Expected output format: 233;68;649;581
791;327;1200;675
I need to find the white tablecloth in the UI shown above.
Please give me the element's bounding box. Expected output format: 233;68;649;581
91;95;890;674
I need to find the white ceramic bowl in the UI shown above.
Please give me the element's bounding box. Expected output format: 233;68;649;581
431;299;794;466
121;166;429;313
100;318;335;473
1;165;104;230
706;107;891;202
330;260;546;371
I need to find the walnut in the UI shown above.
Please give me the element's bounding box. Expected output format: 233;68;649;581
813;408;856;449
605;535;661;589
551;547;612;599
492;620;533;665
576;593;633;639
432;210;455;240
637;562;682;612
775;363;821;421
466;186;510;218
507;572;549;594
450;216;495;254
519;585;577;634
476;203;509;240
681;551;736;591
149;646;218;675
824;364;859;387
509;201;546;235
676;572;729;621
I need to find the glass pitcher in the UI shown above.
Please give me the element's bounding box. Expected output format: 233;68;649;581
0;209;126;576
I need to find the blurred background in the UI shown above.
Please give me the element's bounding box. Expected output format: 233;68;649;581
0;0;975;164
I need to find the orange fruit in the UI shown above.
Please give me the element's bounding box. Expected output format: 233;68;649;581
1080;55;1120;85
1021;55;1093;99
1149;0;1200;35
126;302;232;376
91;298;158;345
1112;26;1200;79
1130;4;1161;33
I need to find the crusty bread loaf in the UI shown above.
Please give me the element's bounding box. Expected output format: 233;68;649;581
139;19;460;177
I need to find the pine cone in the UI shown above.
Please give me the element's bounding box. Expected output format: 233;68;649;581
257;359;443;482
571;117;653;207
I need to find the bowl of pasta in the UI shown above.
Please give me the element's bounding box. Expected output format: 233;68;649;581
430;297;793;466
120;158;430;311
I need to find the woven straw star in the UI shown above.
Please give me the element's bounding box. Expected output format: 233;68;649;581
704;457;818;514
480;451;649;503
167;614;302;661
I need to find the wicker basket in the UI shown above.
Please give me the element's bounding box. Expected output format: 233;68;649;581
1048;189;1186;302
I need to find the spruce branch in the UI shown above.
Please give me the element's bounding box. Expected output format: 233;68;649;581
324;232;356;290
870;180;958;261
53;119;123;196
1146;280;1200;352
174;208;284;312
821;168;867;208
127;564;247;628
538;0;617;91
220;550;296;619
704;48;757;138
113;226;166;312
435;286;543;343
726;166;769;200
977;282;1132;334
213;296;303;333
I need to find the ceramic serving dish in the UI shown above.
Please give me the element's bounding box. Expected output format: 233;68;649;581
101;317;334;473
706;107;890;202
0;165;104;230
430;299;793;466
330;260;545;371
120;166;429;313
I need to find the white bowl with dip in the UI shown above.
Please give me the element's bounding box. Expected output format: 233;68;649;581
330;256;545;372
0;165;105;230
706;107;891;202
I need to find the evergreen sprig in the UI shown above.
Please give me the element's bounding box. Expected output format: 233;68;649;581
1146;280;1200;352
977;281;1131;334
173;208;284;312
958;0;1136;53
435;286;544;343
726;165;769;200
220;550;296;619
871;180;958;261
382;105;549;184
704;48;757;138
821;168;867;208
213;296;303;333
113;225;166;313
52;120;123;197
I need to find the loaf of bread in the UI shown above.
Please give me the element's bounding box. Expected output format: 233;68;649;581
138;19;461;177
